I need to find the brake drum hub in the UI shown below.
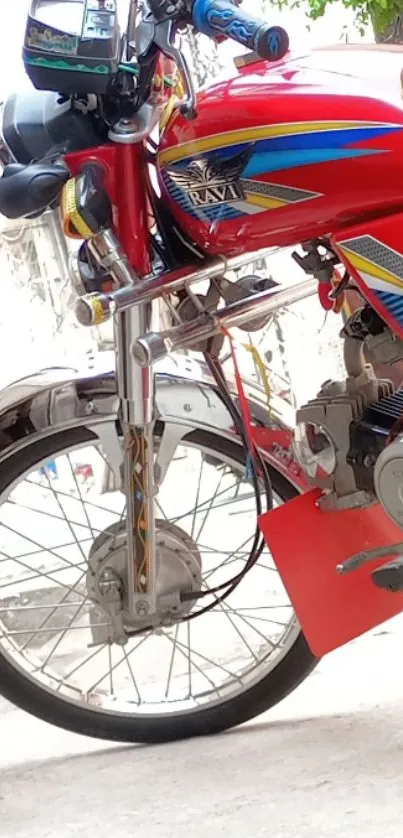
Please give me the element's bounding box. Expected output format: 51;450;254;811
87;520;202;644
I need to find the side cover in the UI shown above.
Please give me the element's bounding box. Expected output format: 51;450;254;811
333;212;403;341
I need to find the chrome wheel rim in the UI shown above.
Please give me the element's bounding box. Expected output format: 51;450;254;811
0;427;299;717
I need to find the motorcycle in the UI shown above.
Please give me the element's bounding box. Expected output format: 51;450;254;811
0;0;402;744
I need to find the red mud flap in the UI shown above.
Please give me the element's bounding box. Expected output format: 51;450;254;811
259;488;403;657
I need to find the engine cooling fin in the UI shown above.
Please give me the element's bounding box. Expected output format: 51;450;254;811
348;387;403;494
361;387;403;428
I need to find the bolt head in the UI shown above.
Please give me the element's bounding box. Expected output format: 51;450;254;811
136;601;149;617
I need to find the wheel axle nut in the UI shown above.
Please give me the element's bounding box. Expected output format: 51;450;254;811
136;601;149;617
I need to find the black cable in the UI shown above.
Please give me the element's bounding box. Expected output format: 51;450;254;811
179;352;273;602
206;354;273;507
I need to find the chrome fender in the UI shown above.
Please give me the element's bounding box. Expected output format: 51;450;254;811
0;353;303;489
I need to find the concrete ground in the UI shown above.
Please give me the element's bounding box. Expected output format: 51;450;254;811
1;619;403;838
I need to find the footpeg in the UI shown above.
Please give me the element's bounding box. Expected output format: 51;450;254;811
372;560;403;593
336;542;403;574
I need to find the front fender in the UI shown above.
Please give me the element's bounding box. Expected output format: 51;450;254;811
0;353;305;489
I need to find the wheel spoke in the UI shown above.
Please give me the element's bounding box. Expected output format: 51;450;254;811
186;622;192;698
0;601;87;612
122;647;142;703
55;642;107;689
166;633;244;686
214;598;277;646
172;479;243;525
0;518;86;570
154;498;169;521
42;469;90;562
198;545;251;558
190;457;204;540
66;453;97;539
7;497;103;534
25;476;122;519
18;568;88;652
165;623;180;699
0;546;87;594
231;612;288;628
38;593;93;671
3;622;110;637
201;583;260;659
162;632;222;696
108;645;114;696
202;534;255;582
195;470;225;543
237;605;293;611
0;540;90;565
85;632;150;695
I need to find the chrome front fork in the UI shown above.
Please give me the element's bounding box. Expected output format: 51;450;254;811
115;303;157;618
86;229;157;619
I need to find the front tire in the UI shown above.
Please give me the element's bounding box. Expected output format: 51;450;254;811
0;425;317;743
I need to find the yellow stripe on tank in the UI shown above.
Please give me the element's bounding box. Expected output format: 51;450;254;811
339;247;403;290
244;193;287;210
158;121;400;166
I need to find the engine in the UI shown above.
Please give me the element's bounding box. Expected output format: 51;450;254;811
293;302;403;528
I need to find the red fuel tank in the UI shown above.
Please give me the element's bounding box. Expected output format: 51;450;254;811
157;47;403;257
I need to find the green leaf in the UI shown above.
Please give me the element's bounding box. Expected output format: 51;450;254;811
271;0;403;39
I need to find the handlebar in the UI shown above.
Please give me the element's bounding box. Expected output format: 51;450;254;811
191;0;289;61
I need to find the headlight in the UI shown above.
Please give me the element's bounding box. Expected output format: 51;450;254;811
293;421;337;479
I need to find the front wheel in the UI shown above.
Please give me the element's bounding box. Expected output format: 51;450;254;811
0;422;317;743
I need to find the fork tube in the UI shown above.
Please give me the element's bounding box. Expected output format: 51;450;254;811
115;304;156;617
114;144;156;617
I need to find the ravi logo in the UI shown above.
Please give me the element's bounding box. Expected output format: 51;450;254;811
167;149;251;209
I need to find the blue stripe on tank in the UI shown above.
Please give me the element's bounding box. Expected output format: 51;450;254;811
242;147;386;177
207;126;401;159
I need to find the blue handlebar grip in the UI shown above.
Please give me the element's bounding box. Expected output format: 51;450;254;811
192;0;289;61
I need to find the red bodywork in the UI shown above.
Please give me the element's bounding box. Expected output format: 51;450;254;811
65;144;151;276
259;490;403;657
